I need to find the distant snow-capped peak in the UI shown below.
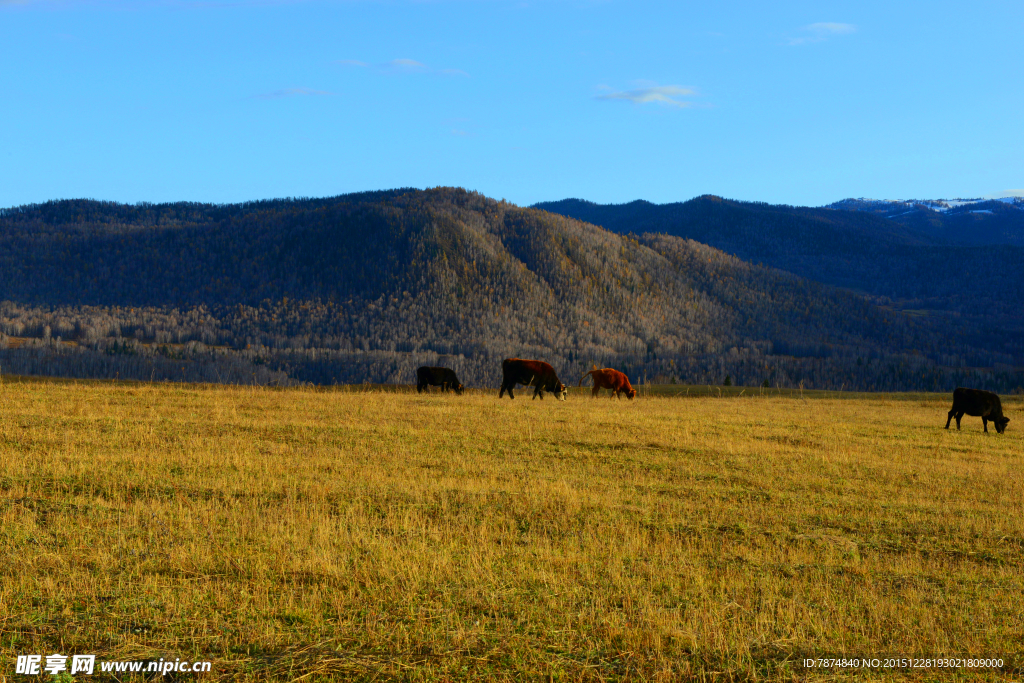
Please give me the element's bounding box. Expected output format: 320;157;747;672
827;195;1023;214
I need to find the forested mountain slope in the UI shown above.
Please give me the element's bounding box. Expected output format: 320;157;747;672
0;188;1019;391
534;195;1024;366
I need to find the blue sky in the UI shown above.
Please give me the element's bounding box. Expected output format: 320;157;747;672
2;0;1021;208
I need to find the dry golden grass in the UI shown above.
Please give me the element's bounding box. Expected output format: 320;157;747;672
0;378;1021;681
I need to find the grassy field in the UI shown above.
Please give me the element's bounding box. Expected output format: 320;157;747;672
0;377;1021;681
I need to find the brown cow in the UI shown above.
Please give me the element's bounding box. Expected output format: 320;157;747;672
945;387;1010;433
416;366;464;395
499;358;567;400
580;368;636;399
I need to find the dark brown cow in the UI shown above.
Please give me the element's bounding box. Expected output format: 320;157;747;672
416;366;464;395
499;358;567;400
580;368;636;399
945;387;1010;433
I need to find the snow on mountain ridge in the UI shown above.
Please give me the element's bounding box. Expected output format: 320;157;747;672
827;196;1023;214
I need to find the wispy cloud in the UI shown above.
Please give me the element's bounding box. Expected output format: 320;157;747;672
253;87;333;100
387;58;426;70
985;189;1024;199
596;84;697;108
788;22;856;45
443;116;475;137
334;58;469;77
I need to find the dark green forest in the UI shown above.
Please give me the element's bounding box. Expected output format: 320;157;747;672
0;188;1021;392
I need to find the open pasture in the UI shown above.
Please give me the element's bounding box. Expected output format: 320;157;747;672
0;378;1021;681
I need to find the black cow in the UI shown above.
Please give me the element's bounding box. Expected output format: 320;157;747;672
499;358;567;400
416;366;464;395
945;387;1010;433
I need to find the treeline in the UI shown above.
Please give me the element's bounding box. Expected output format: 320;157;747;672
0;188;1021;392
0;336;289;386
1;319;1021;393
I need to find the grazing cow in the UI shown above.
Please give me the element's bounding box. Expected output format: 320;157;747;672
416;366;464;395
580;368;637;399
945;387;1010;433
499;358;567;400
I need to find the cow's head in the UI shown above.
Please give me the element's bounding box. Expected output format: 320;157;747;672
454;384;465;396
996;416;1010;433
554;382;567;401
626;388;637;400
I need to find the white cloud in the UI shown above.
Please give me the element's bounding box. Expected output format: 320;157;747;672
596;84;696;108
984;189;1024;199
387;58;426;70
788;22;857;45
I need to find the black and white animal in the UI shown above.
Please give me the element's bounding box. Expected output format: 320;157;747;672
945;387;1010;433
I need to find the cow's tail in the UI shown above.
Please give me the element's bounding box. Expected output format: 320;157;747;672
579;370;597;387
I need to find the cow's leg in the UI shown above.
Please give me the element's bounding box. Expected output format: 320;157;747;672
418;383;424;393
945;410;954;429
533;384;544;400
983;416;988;432
956;412;963;429
592;386;600;398
499;383;507;398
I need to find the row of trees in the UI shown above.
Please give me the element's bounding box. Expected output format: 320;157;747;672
2;332;1022;394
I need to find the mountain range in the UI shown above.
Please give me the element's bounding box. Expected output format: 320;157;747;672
0;188;1020;391
534;194;1024;368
